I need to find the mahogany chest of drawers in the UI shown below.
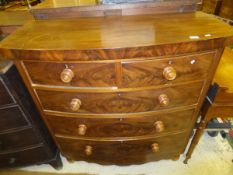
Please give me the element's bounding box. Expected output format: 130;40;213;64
0;60;62;169
0;11;233;165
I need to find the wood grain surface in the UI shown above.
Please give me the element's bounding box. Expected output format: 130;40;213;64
36;81;203;114
56;131;187;165
45;108;195;138
23;61;117;87
1;12;233;61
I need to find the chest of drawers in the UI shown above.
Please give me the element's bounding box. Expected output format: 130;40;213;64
0;60;62;169
0;12;233;165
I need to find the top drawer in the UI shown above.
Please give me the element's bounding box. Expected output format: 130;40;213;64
122;51;215;88
23;61;117;87
0;78;14;106
22;51;215;88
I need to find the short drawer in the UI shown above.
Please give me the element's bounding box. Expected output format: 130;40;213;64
23;61;117;87
122;51;215;88
0;145;51;168
56;132;187;165
37;81;203;114
46;109;194;138
0;106;30;132
0;128;41;153
0;78;14;106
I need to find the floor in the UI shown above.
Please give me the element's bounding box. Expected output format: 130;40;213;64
3;132;230;175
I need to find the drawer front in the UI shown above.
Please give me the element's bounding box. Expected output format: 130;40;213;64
0;146;50;168
0;78;14;106
122;52;215;88
0;128;41;153
37;81;203;114
0;106;29;132
46;109;194;138
56;132;187;165
23;61;117;87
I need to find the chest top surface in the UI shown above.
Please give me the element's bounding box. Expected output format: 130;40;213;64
0;12;233;61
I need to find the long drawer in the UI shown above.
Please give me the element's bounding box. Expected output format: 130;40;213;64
0;128;41;153
46;108;195;138
36;81;203;114
22;51;214;88
56;132;187;165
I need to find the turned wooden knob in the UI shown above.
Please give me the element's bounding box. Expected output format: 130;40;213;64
154;121;165;132
158;94;169;106
163;66;176;81
60;68;74;83
151;143;159;153
85;145;93;156
70;98;82;111
78;124;87;136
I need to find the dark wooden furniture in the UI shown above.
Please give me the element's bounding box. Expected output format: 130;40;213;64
0;59;62;169
184;47;233;163
0;10;233;165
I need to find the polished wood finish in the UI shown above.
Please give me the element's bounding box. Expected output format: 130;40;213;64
23;61;117;87
36;82;203;114
45;108;195;138
0;63;62;170
56;132;188;165
31;0;200;19
0;11;33;36
184;47;233;163
122;51;215;87
1;12;233;61
0;10;233;165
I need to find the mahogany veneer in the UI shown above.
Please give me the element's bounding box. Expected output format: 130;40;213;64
0;11;233;165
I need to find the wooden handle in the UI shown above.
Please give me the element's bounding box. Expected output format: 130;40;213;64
158;94;169;106
151;143;159;153
60;68;74;83
154;121;165;132
78;124;87;136
163;66;176;80
85;145;93;156
70;98;82;111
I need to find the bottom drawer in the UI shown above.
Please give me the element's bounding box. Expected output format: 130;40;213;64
0;145;51;168
56;132;188;165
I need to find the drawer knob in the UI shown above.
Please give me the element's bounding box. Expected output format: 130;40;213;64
163;66;176;81
151;143;159;153
60;68;74;83
154;121;165;132
158;94;169;106
85;145;93;156
78;124;87;136
70;98;82;111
